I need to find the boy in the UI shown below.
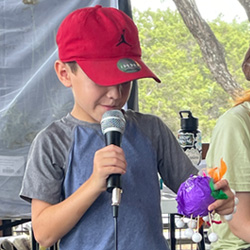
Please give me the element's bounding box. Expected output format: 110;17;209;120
20;5;234;249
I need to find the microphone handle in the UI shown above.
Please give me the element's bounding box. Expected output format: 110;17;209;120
105;131;122;193
107;174;121;193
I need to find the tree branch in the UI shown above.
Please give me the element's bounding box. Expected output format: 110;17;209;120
172;0;243;98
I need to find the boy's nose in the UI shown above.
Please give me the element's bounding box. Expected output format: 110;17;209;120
106;85;122;99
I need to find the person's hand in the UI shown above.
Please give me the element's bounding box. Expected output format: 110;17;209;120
208;179;235;215
90;145;127;192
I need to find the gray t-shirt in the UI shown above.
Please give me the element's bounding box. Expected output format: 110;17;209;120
20;110;197;250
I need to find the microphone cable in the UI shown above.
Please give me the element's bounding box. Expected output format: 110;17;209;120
112;187;122;250
113;206;118;250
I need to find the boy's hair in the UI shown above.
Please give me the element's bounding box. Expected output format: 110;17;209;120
66;61;78;74
56;5;160;86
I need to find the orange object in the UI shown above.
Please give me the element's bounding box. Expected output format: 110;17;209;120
207;158;227;183
198;217;204;229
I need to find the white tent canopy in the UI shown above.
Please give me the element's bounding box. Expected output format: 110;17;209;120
0;0;121;218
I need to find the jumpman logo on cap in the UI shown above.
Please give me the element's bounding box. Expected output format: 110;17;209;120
116;29;131;47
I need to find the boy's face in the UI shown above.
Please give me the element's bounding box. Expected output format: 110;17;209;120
63;63;132;123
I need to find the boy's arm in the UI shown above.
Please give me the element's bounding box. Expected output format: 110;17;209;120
31;177;102;248
32;144;127;248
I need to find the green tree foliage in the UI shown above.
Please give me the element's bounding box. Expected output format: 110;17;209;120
133;8;250;141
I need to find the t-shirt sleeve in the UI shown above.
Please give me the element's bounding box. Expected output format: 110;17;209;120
154;116;198;193
206;110;250;191
20;127;67;204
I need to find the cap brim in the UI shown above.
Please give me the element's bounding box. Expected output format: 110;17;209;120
76;57;161;86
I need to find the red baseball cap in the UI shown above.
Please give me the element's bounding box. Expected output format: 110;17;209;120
56;5;161;86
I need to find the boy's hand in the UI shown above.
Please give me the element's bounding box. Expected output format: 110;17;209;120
91;145;127;192
208;179;235;215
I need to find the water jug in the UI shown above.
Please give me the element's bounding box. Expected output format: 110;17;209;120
178;110;202;166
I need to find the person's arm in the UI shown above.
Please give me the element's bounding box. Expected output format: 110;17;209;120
227;192;250;242
32;144;127;248
32;178;102;247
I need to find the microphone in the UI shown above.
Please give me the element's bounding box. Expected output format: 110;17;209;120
101;110;126;208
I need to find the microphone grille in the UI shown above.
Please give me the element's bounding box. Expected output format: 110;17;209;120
101;110;126;135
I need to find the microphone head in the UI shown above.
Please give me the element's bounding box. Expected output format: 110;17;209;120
101;110;126;135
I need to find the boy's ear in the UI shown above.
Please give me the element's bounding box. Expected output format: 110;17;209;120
54;60;72;87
